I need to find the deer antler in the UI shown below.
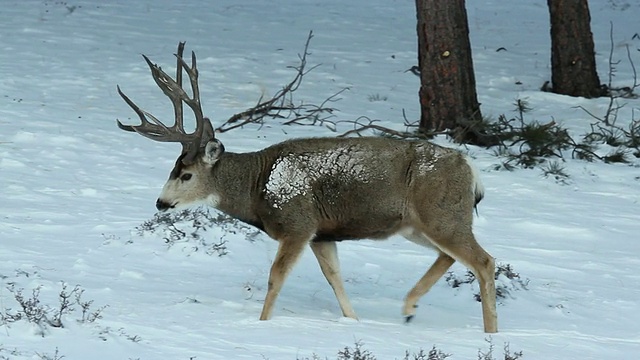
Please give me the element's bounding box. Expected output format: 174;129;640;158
117;42;214;165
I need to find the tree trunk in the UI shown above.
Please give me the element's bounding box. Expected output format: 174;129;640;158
548;0;603;98
415;0;482;143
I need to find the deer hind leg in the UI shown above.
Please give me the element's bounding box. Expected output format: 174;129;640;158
432;232;498;333
310;241;358;319
402;251;455;321
260;236;310;320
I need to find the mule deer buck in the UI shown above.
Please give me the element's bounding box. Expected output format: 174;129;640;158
117;43;498;333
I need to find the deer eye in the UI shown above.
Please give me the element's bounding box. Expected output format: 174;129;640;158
180;173;192;181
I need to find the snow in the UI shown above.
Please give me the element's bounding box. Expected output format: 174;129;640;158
1;0;640;359
266;155;313;209
265;145;374;208
415;144;446;176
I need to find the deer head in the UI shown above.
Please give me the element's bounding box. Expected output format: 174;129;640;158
117;42;224;211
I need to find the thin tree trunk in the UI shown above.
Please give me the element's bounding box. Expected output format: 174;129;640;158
548;0;603;98
415;0;482;143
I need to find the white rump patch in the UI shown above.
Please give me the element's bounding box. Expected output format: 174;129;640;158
464;155;485;201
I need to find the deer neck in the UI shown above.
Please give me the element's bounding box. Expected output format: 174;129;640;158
209;151;266;229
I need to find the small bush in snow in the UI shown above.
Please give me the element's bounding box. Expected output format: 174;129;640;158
296;340;519;360
478;93;640;172
540;161;570;184
35;347;65;360
403;347;452;360
367;93;388;102
96;326;141;343
446;263;529;303
1;285;48;327
478;337;523;360
135;207;261;256
482;99;573;169
0;346;22;360
0;282;106;336
297;341;378;360
336;341;377;360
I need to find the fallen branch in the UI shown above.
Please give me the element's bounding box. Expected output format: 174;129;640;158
216;31;346;133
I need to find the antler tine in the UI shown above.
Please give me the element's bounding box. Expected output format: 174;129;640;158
141;54;191;134
118;42;216;164
188;51;215;144
117;86;176;142
174;42;185;135
175;51;206;133
172;49;216;163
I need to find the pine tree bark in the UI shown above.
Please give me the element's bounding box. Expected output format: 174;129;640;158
415;0;482;143
548;0;603;98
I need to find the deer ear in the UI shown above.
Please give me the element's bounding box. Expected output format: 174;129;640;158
203;139;225;165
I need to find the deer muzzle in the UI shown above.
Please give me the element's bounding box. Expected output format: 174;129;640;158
156;198;174;211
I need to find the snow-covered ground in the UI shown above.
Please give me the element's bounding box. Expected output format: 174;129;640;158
1;0;639;359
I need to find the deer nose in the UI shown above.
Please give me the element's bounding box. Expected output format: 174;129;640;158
156;198;172;211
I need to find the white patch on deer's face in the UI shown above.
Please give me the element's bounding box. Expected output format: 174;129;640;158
157;162;213;210
264;146;373;209
206;193;221;207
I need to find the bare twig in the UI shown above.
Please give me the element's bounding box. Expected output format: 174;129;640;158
216;31;345;133
574;23;640;160
280;87;350;131
607;22;616;90
337;116;443;139
604;22;619;125
626;44;639;94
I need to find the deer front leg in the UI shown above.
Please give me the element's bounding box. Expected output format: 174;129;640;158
310;241;358;319
260;236;310;320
